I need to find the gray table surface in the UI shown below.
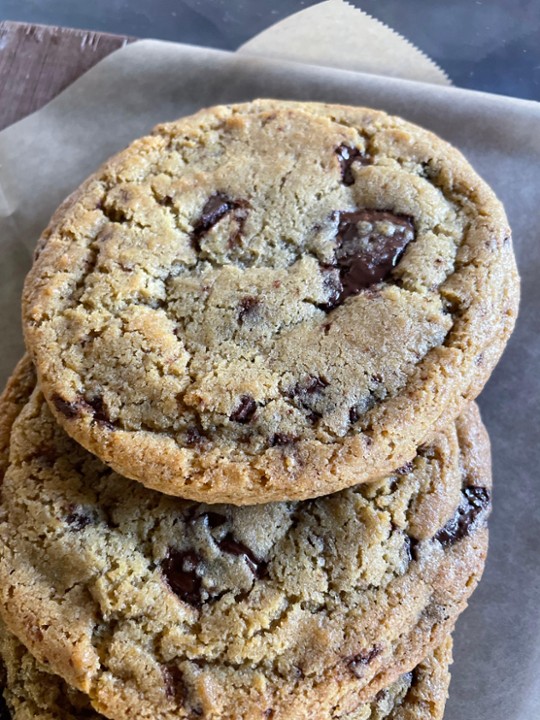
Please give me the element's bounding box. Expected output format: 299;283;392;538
2;0;540;100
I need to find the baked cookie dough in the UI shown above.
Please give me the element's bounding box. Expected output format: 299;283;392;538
0;360;489;720
0;619;451;720
22;100;518;504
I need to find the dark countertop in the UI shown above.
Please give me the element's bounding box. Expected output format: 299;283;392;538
3;0;539;100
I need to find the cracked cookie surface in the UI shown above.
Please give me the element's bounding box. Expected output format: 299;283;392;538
0;618;451;720
0;359;488;720
22;100;517;503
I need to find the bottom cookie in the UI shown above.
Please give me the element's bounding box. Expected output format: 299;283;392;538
0;619;452;720
0;359;489;720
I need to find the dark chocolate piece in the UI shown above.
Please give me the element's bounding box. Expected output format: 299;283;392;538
162;550;203;607
396;461;414;476
335;144;370;185
347;645;383;678
435;486;491;547
218;534;268;579
191;193;249;251
52;394;81;420
198;512;227;529
185;425;207;447
404;535;420;564
336;209;415;299
288;375;329;422
230;395;257;424
322;210;415;309
66;506;95;531
163;664;186;704
238;296;259;324
194;193;233;234
85;396;114;430
270;433;298;447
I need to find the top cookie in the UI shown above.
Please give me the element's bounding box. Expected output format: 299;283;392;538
23;99;518;503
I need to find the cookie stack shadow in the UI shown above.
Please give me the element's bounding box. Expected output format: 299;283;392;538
0;100;519;720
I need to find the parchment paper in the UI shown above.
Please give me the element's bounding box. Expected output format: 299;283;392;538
0;4;538;720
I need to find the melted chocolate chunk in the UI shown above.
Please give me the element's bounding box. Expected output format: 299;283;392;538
162;550;203;607
52;394;81;419
238;296;260;323
435;486;491;547
230;395;257;423
195;193;234;233
163;664;186;704
52;393;115;429
191;193;249;251
335;144;370;185
347;645;383;678
218;534;268;578
85;396;114;430
324;209;415;309
66;506;95;531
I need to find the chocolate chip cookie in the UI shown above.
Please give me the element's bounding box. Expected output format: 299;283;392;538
0;359;490;720
22;100;518;504
0;618;452;720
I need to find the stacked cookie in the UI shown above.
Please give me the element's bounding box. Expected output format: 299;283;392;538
0;100;518;719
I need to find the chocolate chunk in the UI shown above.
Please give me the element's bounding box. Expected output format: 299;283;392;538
195;193;234;233
396;461;414;475
264;711;275;719
324;210;415;308
296;375;328;396
238;296;259;323
198;512;227;529
347;645;382;678
270;433;298;447
162;664;186;704
335;144;370;185
404;535;420;564
66;506;95;531
218;534;268;578
85;396;114;430
162;550;203;607
52;393;115;429
52;394;81;419
185;425;207;447
289;375;329;421
0;694;10;720
192;193;249;251
322;322;333;335
230;395;257;423
435;486;491;547
348;394;376;424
